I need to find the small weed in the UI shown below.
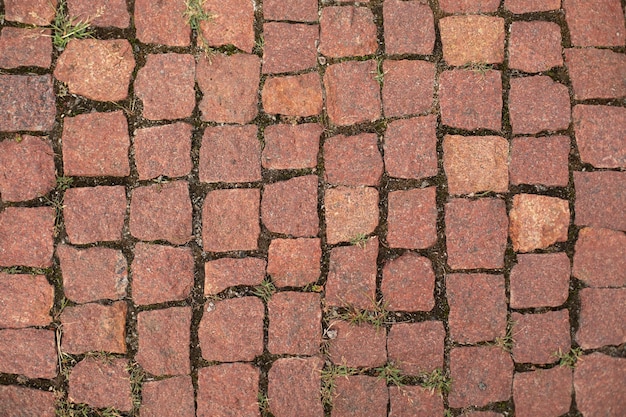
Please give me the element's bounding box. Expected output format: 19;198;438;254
420;368;451;395
332;298;389;329
49;1;96;50
444;410;454;417
494;320;515;352
257;392;270;416
462;61;493;76
4;266;21;274
252;278;276;302
320;363;360;407
127;361;145;411
304;283;324;293
183;0;212;30
371;60;387;84
32;267;52;275
56;176;73;191
44;195;65;237
555;347;584;368
14;134;23;143
376;362;405;387
255;35;265;51
349;233;369;248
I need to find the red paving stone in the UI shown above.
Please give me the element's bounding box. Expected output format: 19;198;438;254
58;244;127;303
324;133;383;186
268;292;321;355
134;53;196;120
0;27;51;69
382;60;435;117
0;135;55;202
447;273;507;344
132;243;194;304
0;273;53;328
2;2;625;415
382;253;435;312
327;320;387;368
387;321;445;375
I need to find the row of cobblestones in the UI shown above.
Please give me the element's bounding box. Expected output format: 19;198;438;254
0;0;624;416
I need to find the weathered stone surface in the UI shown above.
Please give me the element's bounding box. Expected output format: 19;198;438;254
197;53;260;124
135;122;193;180
134;0;190;46
573;105;626;168
444;135;509;195
268;292;321;355
204;257;266;295
565;48;626;100
0;135;55;202
387;187;437;249
573;227;626;288
383;60;435;117
382;253;435;312
509;194;570;252
69;358;132;411
4;0;57;25
439;69;502;131
509;21;563;73
264;0;318;22
132;243;194;305
388;321;445;375
325;187;379;245
0;27;51;69
324;60;381;126
574;171;626;232
574;353;626;417
263;22;318;74
384;0;435;55
58;244;127;303
563;0;625;46
505;0;560;13
509;136;570;187
140;376;195;417
54;188;123;246
200;125;261;183
262;175;319;237
389;385;444;417
0;329;56;379
320;6;377;58
449;346;514;408
268;238;321;287
0;273;53;328
439;0;500;12
135;53;196;120
445;198;508;269
513;367;573;417
262;123;322;170
54;39;135;101
510;253;570;308
0;207;54;268
333;376;388;417
68;0;130;28
136;307;191;376
440;16;505;66
0;75;56;132
203;188;260;252
129;181;192;245
384;116;438;180
199;0;255;52
328;320;386;368
62;111;130;177
198;297;264;362
511;310;571;364
324;133;383;186
576;288;626;349
61;301;127;354
262;73;323;117
447;274;507;344
509;76;571;135
326;237;378;309
0;385;56;417
197;363;260;417
268;357;324;417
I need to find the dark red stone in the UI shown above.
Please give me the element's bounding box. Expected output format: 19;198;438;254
565;48;626;100
204;257;266;295
68;357;132;411
383;60;435;117
573;105;626;169
508;21;563;73
0;329;57;379
573;227;626;288
384;0;435;55
383;116;438;180
513;367;573;417
134;122;193;180
324;133;383;186
440;0;500;13
563;0;625;46
510;253;570;308
511;310;571;365
263;22;318;74
389;385;444;417
261;175;319;237
332;376;388;417
197;363;260;417
140;376;195;417
0;273;53;328
67;0;130;28
134;0;190;46
61;301;127;354
387;187;437;249
574;353;626;417
509;136;570;187
328;320;387;368
262;123;322;170
0;27;52;69
576;288;626;349
388;321;445;375
199;0;255;53
0;385;56;417
574;171;626;232
263;0;318;22
199;125;261;183
268;292;321;355
0;207;55;268
509;76;570;135
0;75;56;132
268;357;324;417
267;238;321;287
319;6;377;58
4;0;57;25
382;253;435;312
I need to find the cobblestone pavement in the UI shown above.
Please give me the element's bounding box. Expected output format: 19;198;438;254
0;0;625;416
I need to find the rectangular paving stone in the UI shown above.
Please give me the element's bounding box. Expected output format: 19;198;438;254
268;357;324;417
333;376;388;417
509;76;570;135
197;363;260;417
4;0;57;25
199;0;255;53
60;301;127;354
510;253;570;308
509;136;570;187
262;123;322;170
134;122;193;180
328;320;387;368
263;0;318;21
325;187;379;245
565;49;626;100
576;288;626;349
574;353;626;417
573;227;626;288
508;21;563;73
439;0;500;13
268;292;321;355
140;376;195;417
0;385;56;417
513;367;573;417
505;0;561;13
383;59;435;117
563;0;625;46
0;75;56;132
267;238;321;287
320;6;377;58
509;194;570;253
387;187;437;249
134;0;190;46
0;207;54;268
382;253;435;312
262;73;323;117
574;171;626;232
388;321;445;375
0;328;57;379
573;105;626;169
0;27;52;69
384;0;435;55
199;125;261;183
324;133;383;186
439;15;505;66
263;22;318;74
204;257;266;295
68;357;132;412
383;116;438;180
511;310;571;365
262;175;319;237
0;273;53;328
67;0;130;28
389;385;444;416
